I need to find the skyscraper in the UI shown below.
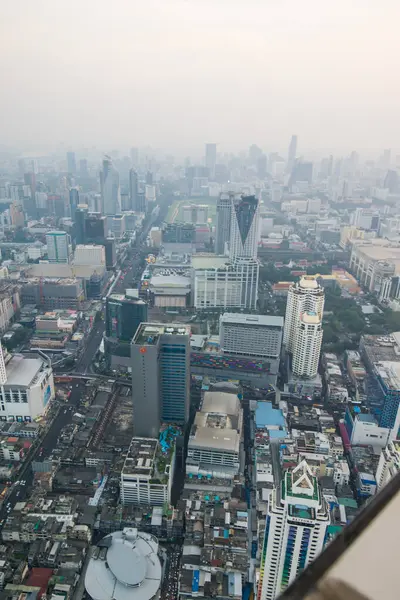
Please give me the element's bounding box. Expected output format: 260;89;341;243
229;194;260;260
292;312;323;378
129;168;138;211
229;195;260;310
105;291;148;366
69;188;79;217
130;147;139;167
257;461;330;600
205;143;217;179
100;156;121;215
24;172;36;197
131;323;190;437
215;192;235;255
283;276;325;353
79;159;88;177
257;154;267;179
287;135;297;174
46;231;71;264
66;151;76;174
291;161;313;184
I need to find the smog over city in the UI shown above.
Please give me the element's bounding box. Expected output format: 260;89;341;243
0;2;398;600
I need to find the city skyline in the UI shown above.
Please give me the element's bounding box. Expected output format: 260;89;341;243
1;0;400;152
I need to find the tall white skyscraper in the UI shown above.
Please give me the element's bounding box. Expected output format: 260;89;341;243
283;276;325;353
292;312;323;378
100;156;121;216
46;231;71;264
257;461;330;600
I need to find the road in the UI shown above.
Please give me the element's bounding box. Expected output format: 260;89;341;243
0;382;88;524
75;321;105;374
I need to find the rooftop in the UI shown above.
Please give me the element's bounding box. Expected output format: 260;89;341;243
220;313;284;327
85;529;161;600
133;322;190;346
191;255;230;270
5;355;45;387
375;361;400;391
189;391;243;453
256;402;286;428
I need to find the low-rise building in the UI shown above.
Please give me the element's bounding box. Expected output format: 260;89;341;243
120;433;176;506
185;390;243;493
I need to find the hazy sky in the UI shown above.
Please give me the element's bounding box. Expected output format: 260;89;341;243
1;0;400;155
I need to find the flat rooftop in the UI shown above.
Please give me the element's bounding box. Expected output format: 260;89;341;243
192;255;230;270
220;313;284;327
189;391;243;453
122;437;158;476
5;355;45;387
375;361;400;392
133;322;190;346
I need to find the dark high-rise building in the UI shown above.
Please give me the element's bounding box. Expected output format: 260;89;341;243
105;292;148;367
104;237;117;269
69;188;79;216
291;161;313;184
75;207;88;245
24;172;36;197
129;169;138;210
146;171;153;185
66;151;76;174
215;192;235;255
85;213;107;243
131;323;190;437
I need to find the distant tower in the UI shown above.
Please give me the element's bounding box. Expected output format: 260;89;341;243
0;344;7;385
215;192;234;255
229;195;260;260
130;147;139;167
257;461;330;600
66;151;76;174
129;169;139;211
100;156;121;216
205;143;217;179
46;231;71;264
287;135;298;173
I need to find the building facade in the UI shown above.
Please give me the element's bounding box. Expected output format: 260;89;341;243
229;194;260;260
219;313;283;360
46;231;71;264
105;292;147;367
131;323;190;437
100;157;121;216
120;437;174;506
258;461;330;600
292;312;323;378
283;276;325;353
